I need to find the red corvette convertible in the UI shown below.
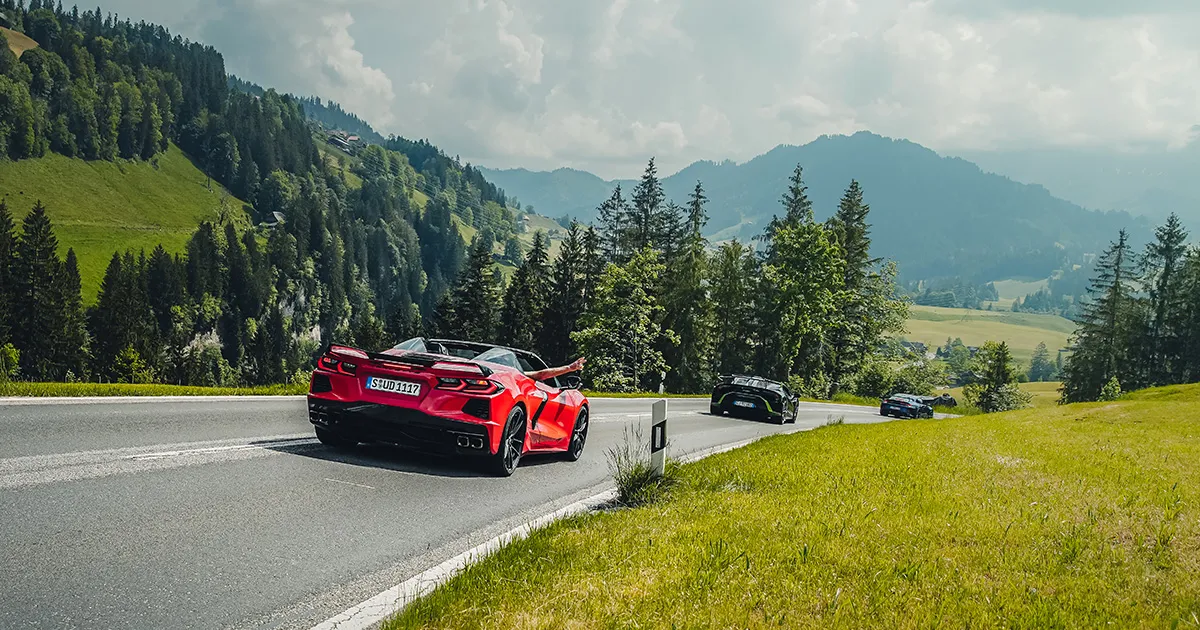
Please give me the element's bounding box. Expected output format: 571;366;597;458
306;337;589;476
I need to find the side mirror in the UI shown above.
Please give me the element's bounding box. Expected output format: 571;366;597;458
563;374;583;390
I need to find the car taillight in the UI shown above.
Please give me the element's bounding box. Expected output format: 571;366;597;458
318;355;357;375
436;377;502;395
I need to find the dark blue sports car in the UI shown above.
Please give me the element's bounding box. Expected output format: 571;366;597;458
880;394;934;419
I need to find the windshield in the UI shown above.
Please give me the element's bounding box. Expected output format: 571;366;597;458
473;347;523;370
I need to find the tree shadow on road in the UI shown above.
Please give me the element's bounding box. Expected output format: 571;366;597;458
265;441;563;479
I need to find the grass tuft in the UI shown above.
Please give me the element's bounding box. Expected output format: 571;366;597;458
605;423;683;507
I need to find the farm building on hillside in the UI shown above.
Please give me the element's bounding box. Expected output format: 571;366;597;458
325;130;363;154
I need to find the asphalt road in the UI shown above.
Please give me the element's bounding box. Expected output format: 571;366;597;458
1;396;895;630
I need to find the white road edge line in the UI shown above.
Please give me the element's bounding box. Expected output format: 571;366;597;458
123;437;318;461
324;478;377;490
309;427;805;630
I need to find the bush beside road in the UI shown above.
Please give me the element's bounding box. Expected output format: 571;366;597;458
385;384;1200;629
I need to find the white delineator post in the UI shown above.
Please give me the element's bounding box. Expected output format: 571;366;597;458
650;398;668;477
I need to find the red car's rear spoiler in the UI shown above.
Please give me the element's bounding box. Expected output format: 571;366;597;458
325;345;493;377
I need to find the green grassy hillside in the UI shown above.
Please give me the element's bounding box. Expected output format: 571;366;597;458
2;26;39;57
386;383;1200;629
902;304;1075;363
0;144;248;301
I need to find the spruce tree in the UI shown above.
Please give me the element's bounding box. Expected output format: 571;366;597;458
595;185;629;263
1140;213;1189;385
0;199;15;345
626;158;668;254
12;201;63;380
765;164;814;244
580;225;604;310
965;341;1032;412
53;248;89;378
752;165;843;383
147;244;186;339
90;251;158;381
1060;230;1138;402
435;236;500;343
1028;341;1055;382
186;222;222;299
710;240;756;377
1179;249;1200;382
662;182;714;393
824;180;902;394
499;231;550;352
540;223;586;364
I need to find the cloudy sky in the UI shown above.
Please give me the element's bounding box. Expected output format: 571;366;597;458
101;0;1200;179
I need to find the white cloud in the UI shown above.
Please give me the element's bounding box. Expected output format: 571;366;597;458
97;0;1200;178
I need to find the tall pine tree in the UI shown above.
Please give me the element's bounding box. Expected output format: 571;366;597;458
661;182;714;393
53;249;90;378
1139;213;1189;385
626;158;670;254
499;231;550;352
0;199;15;345
580;225;604;310
435;236;500;343
1061;230;1138;402
541;222;586;364
12;201;63;380
710;240;757;377
824;180;903;394
1180;249;1200;382
595;185;629;263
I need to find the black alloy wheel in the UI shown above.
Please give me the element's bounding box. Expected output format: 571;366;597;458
489;405;526;477
564;407;589;462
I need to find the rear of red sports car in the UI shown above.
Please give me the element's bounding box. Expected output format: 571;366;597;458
306;345;522;461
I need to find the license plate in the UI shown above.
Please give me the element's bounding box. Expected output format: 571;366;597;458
733;400;756;409
366;377;421;397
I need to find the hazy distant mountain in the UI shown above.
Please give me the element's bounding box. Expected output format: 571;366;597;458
960;141;1200;225
482;132;1149;282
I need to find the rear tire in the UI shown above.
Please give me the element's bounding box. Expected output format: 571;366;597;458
315;427;355;449
709;404;722;416
564;407;588;462
488;406;526;477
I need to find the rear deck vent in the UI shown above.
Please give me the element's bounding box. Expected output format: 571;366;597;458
311;373;332;393
462;398;490;420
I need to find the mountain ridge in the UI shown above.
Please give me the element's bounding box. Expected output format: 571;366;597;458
481;131;1148;282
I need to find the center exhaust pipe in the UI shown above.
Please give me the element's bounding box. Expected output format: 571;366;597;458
470;437;484;450
456;436;470;448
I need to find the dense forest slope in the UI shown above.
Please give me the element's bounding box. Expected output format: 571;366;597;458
0;0;523;386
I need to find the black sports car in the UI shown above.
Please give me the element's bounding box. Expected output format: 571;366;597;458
917;393;958;408
879;394;935;419
710;374;798;425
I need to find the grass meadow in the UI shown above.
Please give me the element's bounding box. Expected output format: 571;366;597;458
385;384;1200;629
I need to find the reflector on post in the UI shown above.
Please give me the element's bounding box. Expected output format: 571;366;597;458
650;399;667;477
